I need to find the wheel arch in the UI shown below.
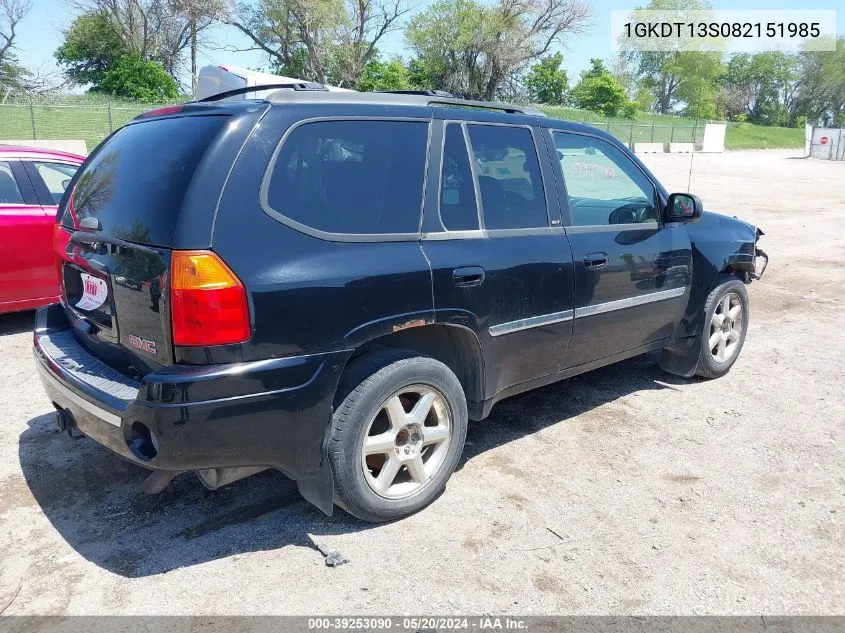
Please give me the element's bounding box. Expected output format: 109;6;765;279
660;243;753;378
345;324;485;420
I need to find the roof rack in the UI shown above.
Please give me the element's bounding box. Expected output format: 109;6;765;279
377;89;455;97
197;82;328;103
266;90;547;117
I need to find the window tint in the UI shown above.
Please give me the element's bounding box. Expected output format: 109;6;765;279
60;116;227;246
439;124;479;231
33;162;78;204
0;162;24;205
267;120;428;235
552;132;659;227
466;125;547;230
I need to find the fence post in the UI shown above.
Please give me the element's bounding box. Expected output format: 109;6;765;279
651;121;655;143
628;123;634;147
670;124;675;143
108;100;113;132
28;94;36;140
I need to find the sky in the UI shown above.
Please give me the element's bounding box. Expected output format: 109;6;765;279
13;0;845;89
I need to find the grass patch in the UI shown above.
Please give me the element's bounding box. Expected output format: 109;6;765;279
539;105;804;150
0;102;151;150
724;122;803;150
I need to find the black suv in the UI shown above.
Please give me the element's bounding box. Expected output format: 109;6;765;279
34;89;766;522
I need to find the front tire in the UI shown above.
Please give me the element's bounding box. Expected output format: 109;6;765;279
695;276;749;378
328;350;468;522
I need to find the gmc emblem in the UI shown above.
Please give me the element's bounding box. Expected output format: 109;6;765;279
127;334;157;355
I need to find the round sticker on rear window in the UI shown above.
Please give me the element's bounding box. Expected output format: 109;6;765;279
76;273;108;311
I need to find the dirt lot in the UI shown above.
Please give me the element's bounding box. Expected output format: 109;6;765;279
0;150;842;615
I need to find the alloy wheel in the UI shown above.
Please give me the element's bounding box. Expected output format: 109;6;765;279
360;384;452;500
709;292;743;363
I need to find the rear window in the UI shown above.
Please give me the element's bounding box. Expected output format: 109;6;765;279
60;116;226;246
265;120;428;236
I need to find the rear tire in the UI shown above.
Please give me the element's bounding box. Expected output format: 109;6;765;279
695;276;749;378
328;349;468;522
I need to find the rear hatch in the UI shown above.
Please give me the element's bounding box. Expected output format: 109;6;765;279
56;113;231;378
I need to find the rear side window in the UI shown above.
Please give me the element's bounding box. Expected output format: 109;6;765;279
0;162;24;204
265;120;428;236
440;124;479;231
33;162;78;204
60;116;226;246
466;125;547;230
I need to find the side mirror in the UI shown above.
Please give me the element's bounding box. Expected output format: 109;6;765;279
665;193;703;223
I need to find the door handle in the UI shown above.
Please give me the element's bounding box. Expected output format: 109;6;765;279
584;252;609;269
452;266;486;287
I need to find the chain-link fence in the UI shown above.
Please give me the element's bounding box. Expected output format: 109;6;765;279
0;96;708;152
0;98;151;150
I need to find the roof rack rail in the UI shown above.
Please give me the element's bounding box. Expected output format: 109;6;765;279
428;97;547;117
377;89;455;97
197;82;329;103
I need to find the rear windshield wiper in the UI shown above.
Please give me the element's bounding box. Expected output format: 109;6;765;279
69;230;161;256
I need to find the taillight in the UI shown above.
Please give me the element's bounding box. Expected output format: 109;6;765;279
140;104;184;118
170;250;250;346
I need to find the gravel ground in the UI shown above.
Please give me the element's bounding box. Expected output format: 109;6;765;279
0;150;842;616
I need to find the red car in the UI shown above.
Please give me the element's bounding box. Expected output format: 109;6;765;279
0;145;84;313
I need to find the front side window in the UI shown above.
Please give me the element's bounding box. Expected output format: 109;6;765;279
466;125;547;230
0;162;24;205
266;120;428;235
552;132;659;227
33;162;78;204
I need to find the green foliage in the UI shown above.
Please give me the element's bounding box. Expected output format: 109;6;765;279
359;57;412;92
55;12;128;87
269;48;313;82
406;0;591;100
0;55;28;91
96;54;179;102
633;86;653;111
234;0;396;89
793;37;845;127
570;59;628;117
721;52;798;126
405;0;489;98
624;0;722;116
622;101;639;120
525;53;568;105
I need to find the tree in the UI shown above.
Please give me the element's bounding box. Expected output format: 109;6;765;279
406;0;591;101
55;11;128;87
172;0;224;94
525;52;567;104
570;58;627;116
720;52;798;126
622;0;722;115
358;56;411;91
0;0;31;91
793;38;845;126
225;0;411;89
68;0;218;79
97;53;179;101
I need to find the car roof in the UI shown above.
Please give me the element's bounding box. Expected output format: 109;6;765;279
258;90;611;137
264;89;548;118
0;144;85;163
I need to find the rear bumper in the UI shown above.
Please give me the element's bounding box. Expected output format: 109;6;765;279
33;303;350;480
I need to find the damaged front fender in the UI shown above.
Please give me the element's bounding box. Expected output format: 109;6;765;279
659;211;767;378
